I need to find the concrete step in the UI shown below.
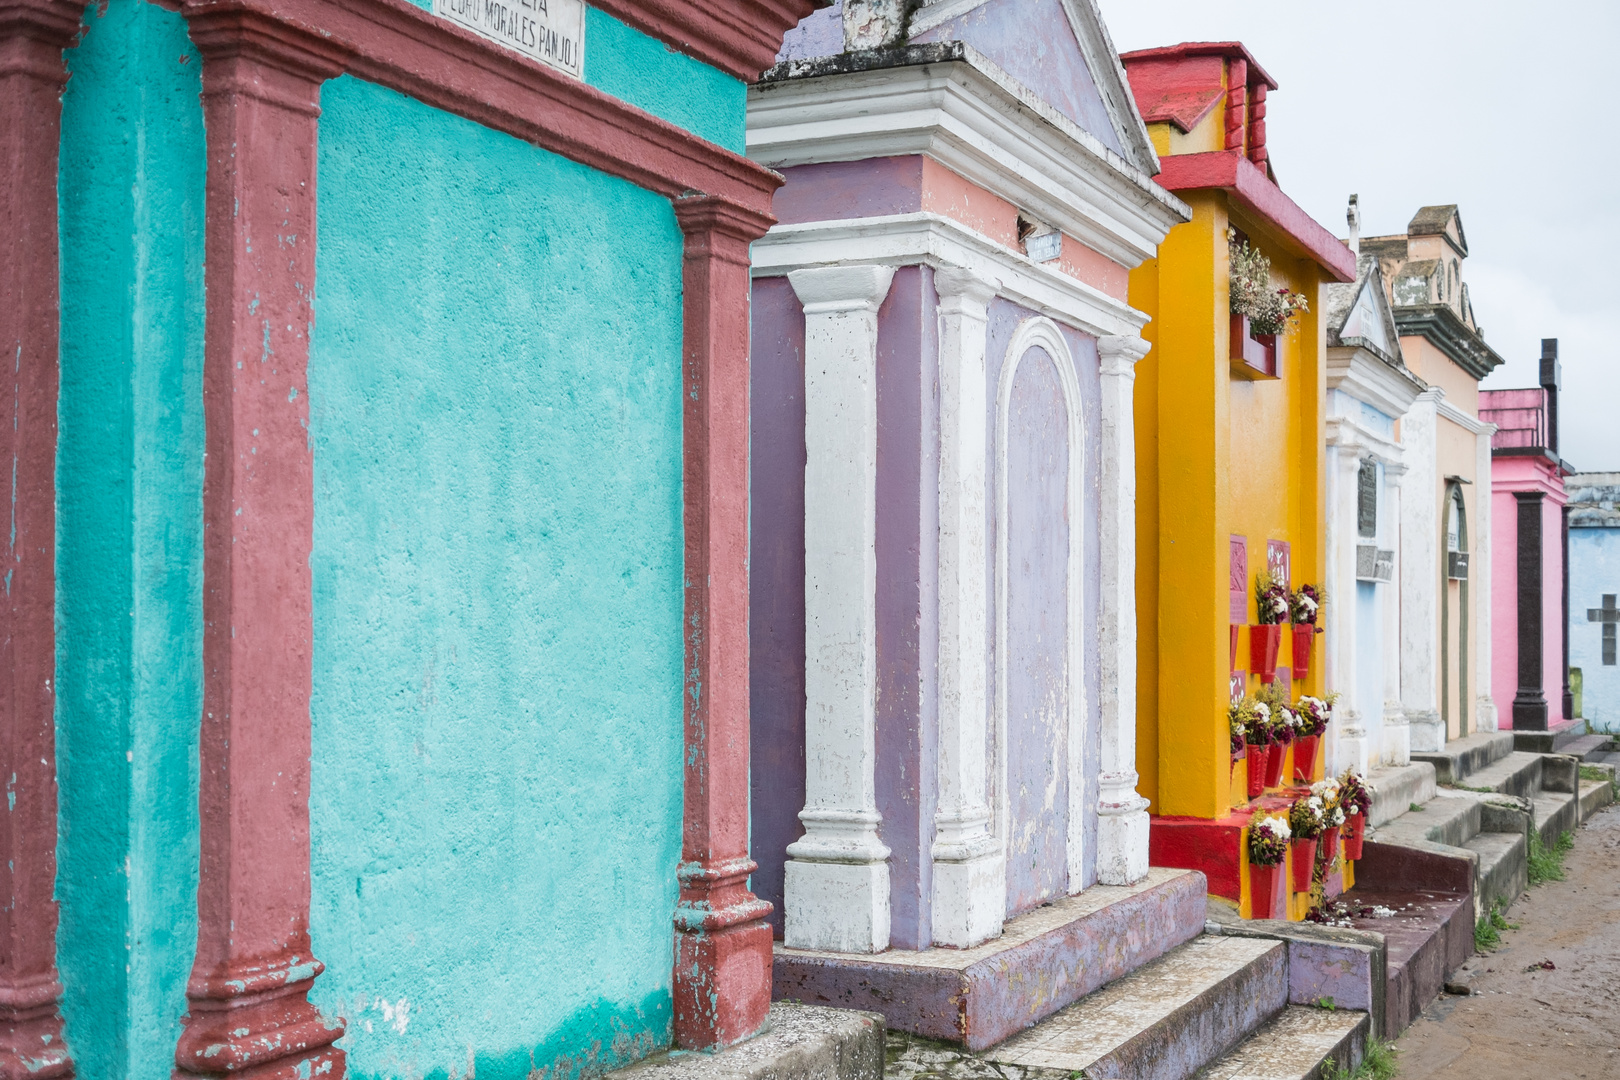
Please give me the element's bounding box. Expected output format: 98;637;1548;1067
1462;751;1544;800
1461;830;1526;916
1552;734;1611;761
1371;790;1481;848
1410;731;1514;785
1195;1005;1369;1080
773;867;1205;1049
1578;776;1615;822
985;935;1286;1080
1531;789;1579;848
1365;763;1437;828
611;1004;883;1080
1511;721;1584;754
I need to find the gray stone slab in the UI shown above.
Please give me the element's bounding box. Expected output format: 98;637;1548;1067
1578;776;1615;822
1462;830;1526;918
1462;751;1544;800
609;1005;884;1080
1532;790;1579;848
985;936;1286;1080
1366;763;1437;827
1410;731;1514;785
1195;1004;1369;1080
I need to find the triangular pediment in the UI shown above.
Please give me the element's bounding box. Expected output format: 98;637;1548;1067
1330;260;1404;366
906;0;1158;171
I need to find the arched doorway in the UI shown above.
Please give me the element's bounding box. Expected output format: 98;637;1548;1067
1441;483;1470;737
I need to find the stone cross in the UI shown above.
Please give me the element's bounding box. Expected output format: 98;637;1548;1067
1588;593;1620;666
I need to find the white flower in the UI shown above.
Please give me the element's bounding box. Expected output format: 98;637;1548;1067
1270;596;1289;616
1297;595;1318;615
1308;796;1323;809
1254;703;1272;719
1329;807;1345;826
1257;816;1291;841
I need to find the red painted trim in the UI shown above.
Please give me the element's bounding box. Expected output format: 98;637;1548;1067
1119;42;1278;91
590;0;821;84
1153;151;1356;282
178;0;785;212
0;2;85;1074
175;12;348;1078
671;195;777;1049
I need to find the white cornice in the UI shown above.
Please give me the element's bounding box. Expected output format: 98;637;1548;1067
1326;345;1425;421
751;211;1147;337
1436;397;1495;436
1326;415;1403;467
747;48;1190;269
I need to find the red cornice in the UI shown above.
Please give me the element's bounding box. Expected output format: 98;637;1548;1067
1154;150;1355;282
176;0;786;212
590;0;823;84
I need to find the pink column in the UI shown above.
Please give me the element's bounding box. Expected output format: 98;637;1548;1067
0;1;84;1075
174;10;350;1078
670;195;777;1050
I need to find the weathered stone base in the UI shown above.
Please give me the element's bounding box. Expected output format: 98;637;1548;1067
609;1004;883;1080
772;867;1205;1050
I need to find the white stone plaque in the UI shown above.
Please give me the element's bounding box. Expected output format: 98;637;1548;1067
434;0;585;79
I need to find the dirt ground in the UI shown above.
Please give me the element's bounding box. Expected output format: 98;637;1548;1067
1393;800;1620;1079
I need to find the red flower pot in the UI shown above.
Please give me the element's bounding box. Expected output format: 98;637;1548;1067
1293;734;1319;783
1250;624;1282;684
1249;861;1282;919
1246;745;1267;799
1291;624;1316;681
1264;741;1286;788
1343;814;1365;861
1290;838;1318;892
1321;825;1341;870
1230;313;1278;378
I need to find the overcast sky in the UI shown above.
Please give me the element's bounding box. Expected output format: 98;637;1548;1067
1096;0;1619;471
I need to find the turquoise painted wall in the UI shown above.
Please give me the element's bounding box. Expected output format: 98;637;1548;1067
307;76;686;1080
55;1;207;1075
401;0;744;150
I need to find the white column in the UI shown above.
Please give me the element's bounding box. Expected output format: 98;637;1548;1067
930;267;1004;946
1402;389;1444;752
1474;423;1499;731
1382;462;1411;765
1326;432;1367;777
785;264;896;953
1095;334;1152;885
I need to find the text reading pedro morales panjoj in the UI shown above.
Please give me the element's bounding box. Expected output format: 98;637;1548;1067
435;0;584;78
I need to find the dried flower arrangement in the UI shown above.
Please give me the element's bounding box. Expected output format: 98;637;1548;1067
1290;583;1324;625
1294;693;1337;738
1229;232;1310;336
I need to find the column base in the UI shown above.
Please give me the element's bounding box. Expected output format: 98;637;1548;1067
1476;695;1499;732
1382;713;1411;768
930;847;1005;948
1095;805;1150;886
0;978;72;1080
1336;730;1369;780
175;978;343;1080
674;917;773;1050
1512;693;1549;731
1407;710;1444;753
784;859;890;953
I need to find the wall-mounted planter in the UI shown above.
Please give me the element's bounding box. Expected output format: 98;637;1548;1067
1250;623;1282;684
1290;838;1317;892
1293;734;1319;783
1249;861;1281;919
1291;624;1318;681
1245;744;1267;800
1321;825;1341;872
1263;741;1286;788
1343;814;1365;861
1229;313;1278;379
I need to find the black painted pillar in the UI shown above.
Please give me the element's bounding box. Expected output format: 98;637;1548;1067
1513;490;1549;729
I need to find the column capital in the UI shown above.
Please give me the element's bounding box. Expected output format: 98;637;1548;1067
788;264;895;315
183;3;353;113
1097;333;1150;376
933;264;998;314
673;193;774;249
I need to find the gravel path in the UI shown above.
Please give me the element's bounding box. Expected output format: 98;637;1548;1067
1393;799;1620;1079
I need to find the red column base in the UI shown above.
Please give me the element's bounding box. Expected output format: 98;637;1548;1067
0;987;72;1080
175;977;344;1080
673;918;773;1050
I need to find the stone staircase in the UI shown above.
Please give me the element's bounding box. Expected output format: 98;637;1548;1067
1369;731;1612;919
887;929;1370;1080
